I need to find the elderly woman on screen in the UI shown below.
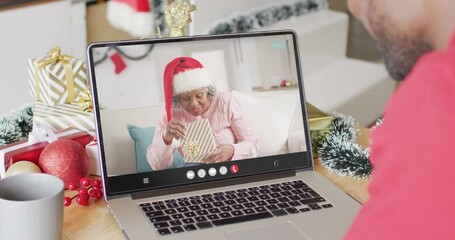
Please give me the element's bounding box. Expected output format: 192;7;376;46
146;56;258;170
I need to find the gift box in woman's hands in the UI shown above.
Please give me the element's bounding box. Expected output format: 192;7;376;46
181;119;216;163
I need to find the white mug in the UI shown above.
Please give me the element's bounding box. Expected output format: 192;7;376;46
0;173;64;240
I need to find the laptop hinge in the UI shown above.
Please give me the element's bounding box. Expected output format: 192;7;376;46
131;170;296;200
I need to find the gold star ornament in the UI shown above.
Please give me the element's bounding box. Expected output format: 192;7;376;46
164;0;197;37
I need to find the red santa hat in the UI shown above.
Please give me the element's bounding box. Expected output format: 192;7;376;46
106;0;153;37
163;57;212;121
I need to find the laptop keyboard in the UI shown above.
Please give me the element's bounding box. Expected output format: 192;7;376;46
139;180;333;236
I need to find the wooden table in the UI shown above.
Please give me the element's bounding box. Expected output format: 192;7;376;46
314;127;371;204
62;129;371;240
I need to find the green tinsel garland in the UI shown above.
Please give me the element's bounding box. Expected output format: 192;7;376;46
0;104;34;146
317;113;374;179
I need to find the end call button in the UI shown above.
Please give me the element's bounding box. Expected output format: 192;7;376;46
230;164;239;174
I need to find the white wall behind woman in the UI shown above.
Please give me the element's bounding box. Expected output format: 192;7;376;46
94;39;258;111
191;50;230;92
94;45;183;111
0;1;86;114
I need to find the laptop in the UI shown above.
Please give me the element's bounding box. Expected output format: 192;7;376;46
87;30;361;240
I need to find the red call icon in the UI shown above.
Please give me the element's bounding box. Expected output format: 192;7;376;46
230;164;239;174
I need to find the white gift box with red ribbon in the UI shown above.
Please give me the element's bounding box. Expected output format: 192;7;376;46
0;127;92;179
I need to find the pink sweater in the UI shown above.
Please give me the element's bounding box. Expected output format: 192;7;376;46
147;92;258;170
345;31;455;239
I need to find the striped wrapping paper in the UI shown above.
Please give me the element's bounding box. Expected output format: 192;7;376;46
27;57;88;107
181;119;216;163
33;101;95;133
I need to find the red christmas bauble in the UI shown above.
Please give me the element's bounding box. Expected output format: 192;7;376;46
39;139;89;188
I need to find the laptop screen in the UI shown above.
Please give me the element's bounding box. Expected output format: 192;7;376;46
88;31;313;196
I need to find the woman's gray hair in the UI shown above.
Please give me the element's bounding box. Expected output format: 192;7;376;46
172;85;217;107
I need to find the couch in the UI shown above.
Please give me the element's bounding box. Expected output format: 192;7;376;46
99;90;306;176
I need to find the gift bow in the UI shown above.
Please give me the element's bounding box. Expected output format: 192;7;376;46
87;134;97;146
34;47;76;104
28;126;58;145
183;141;200;157
76;89;93;112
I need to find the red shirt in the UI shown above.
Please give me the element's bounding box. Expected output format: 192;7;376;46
345;31;455;239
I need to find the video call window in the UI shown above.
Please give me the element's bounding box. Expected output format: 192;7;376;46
92;35;307;176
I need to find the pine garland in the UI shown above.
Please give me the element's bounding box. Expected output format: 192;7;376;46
318;113;373;179
0;103;34;146
208;0;328;34
0;116;20;146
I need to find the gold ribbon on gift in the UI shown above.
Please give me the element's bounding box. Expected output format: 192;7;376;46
182;141;201;157
34;47;76;104
307;102;333;131
76;89;93;112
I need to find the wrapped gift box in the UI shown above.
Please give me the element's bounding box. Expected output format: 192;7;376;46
86;141;101;176
307;102;333;157
0;128;92;178
181;119;216;163
27;47;88;107
33;101;95;133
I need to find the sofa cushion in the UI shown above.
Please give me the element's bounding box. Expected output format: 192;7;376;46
231;90;299;156
127;124;184;172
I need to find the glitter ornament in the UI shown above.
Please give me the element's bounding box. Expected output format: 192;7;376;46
39;139;89;188
5;161;42;177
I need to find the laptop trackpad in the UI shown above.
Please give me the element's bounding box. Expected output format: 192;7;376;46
224;221;309;240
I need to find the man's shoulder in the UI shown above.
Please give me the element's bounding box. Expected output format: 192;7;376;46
401;48;455;93
382;47;455;126
414;47;455;75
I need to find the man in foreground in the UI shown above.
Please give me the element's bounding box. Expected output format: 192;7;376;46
345;0;455;239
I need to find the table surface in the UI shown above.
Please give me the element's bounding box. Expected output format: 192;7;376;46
62;128;371;240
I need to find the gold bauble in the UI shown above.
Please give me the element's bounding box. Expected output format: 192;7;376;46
5;161;42;177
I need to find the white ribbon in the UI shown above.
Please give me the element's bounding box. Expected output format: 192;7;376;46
28;126;58;145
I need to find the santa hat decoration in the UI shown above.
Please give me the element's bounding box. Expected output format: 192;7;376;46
106;0;153;37
163;57;212;121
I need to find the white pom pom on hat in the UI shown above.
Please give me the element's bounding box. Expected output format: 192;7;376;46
106;0;153;37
